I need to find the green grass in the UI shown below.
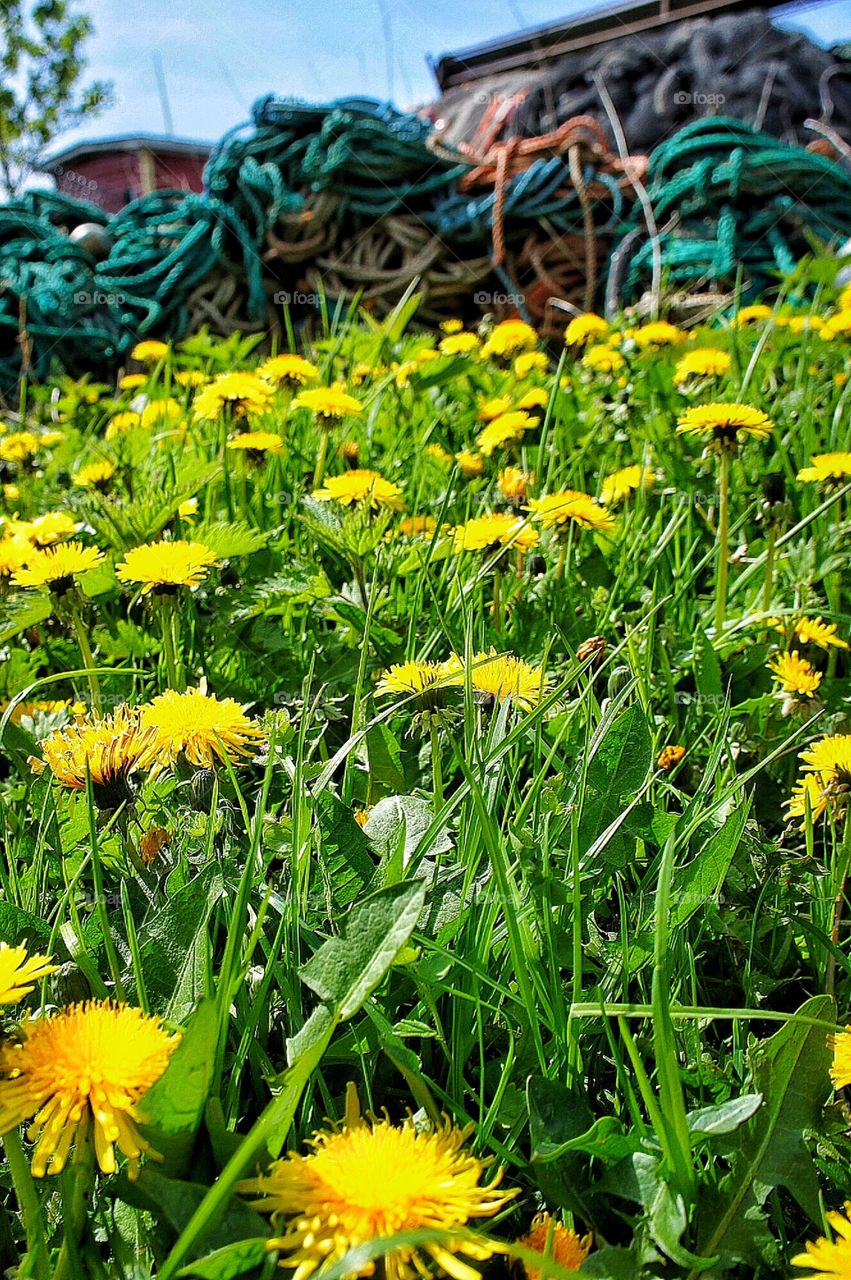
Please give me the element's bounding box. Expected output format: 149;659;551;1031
0;265;850;1278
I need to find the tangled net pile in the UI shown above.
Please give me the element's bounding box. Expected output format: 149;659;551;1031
1;94;851;393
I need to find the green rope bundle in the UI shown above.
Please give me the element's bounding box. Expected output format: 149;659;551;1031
2;101;851;394
610;117;851;305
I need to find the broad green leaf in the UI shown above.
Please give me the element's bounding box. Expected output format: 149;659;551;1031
131;864;224;1017
139;999;218;1174
687;1093;763;1137
113;1167;268;1262
177;1238;270;1279
299;880;426;1019
671;797;750;928
695;995;835;1269
363;795;453;866
364;723;406;799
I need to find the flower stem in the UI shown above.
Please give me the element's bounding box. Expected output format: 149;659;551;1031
492;567;502;631
826;812;851;997
70;608;102;714
3;1131;49;1280
157;599;184;692
54;1125;94;1280
714;449;731;636
313;427;331;490
429;719;443;814
761;521;777;616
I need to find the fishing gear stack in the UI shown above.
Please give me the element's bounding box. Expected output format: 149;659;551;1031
0;6;851;395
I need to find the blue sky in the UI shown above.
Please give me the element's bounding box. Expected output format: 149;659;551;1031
60;0;851;149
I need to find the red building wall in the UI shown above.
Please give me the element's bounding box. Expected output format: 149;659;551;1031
52;149;207;215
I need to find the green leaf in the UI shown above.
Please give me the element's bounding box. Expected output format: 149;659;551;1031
671;797;750;928
694;624;723;702
363;795;453;866
578;704;652;868
191;519;269;559
315;791;376;904
112;1167;268;1261
131;864;224;1017
526;1076;597;1218
364;723;406;799
139;999;218;1175
695;995;835;1269
687;1094;763;1137
177;1238;270;1279
299;880;426;1019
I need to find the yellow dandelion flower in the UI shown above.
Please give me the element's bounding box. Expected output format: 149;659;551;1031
731;304;773;328
786;734;851;828
822;309;851;341
453;512;538;553
30;705;156;804
498;467;529;504
173;369;207;389
467;649;548;711
795;617;849;650
1;698;76;728
38;431;64;449
0;1000;178;1177
291;385;362;420
415;348;439;366
0;537;28;577
831;1027;851;1090
140;398;183;430
676;402;774;446
105;411;143;439
3;484;20;502
477;396;513;422
312;470;403;511
339;439;359;466
482;319;538;361
140;687;264;770
73;460;115;490
600;464;655;506
23;512;77;547
240;1107;516;1280
674;348;731;381
118;373;147;391
439;332;480;357
426;443;452;468
0;432;41;463
777;314;824;335
768;651;822;698
130;340;169;363
632;321;686;349
565;312;609;346
0;944;57;1005
514;351;548;378
398;515;438;539
227;431;284;455
455;450;484;479
193;372;275;422
519;1212;592;1278
517;387;548;414
791;1202;851;1277
786;774;830;826
477;411;536;457
800;734;851;779
527;490;616;534
259;354;318;387
798;453;851;485
12;541;104;592
376;660;457;709
116;540;218;595
582;344;625;374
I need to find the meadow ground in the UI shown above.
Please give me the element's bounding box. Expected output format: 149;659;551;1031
0;272;850;1279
